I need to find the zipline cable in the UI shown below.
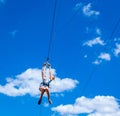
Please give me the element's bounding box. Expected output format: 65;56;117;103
57;0;98;34
46;0;57;62
103;18;120;53
89;18;120;64
80;66;97;95
80;18;120;96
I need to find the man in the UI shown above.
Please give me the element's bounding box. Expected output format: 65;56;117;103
38;62;55;105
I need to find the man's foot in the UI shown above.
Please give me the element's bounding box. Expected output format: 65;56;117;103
38;99;42;105
48;99;52;104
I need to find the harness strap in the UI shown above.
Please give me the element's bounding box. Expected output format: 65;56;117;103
40;79;52;87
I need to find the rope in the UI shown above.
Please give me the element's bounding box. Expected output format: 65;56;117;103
38;2;57;116
46;0;57;62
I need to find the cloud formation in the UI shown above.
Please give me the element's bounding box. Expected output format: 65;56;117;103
74;3;100;17
83;37;105;47
114;43;120;57
93;52;111;65
0;68;78;97
52;96;120;116
98;52;111;61
95;28;101;35
85;27;101;36
74;2;82;11
83;3;100;17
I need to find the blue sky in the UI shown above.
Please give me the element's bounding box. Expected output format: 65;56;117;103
0;0;120;116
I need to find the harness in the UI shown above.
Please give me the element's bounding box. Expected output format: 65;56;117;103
40;79;52;87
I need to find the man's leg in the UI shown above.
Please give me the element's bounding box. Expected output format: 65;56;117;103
38;89;45;105
46;89;52;104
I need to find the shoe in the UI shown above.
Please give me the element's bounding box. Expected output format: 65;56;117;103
48;99;52;104
38;99;42;105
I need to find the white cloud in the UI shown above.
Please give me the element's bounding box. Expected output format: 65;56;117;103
52;96;120;116
92;59;102;65
114;43;120;57
0;68;41;97
96;28;101;35
0;68;78;97
98;52;111;61
83;3;100;17
74;3;100;17
93;53;111;65
50;77;78;93
114;38;120;42
43;102;49;107
74;2;82;11
83;37;105;47
85;27;101;36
